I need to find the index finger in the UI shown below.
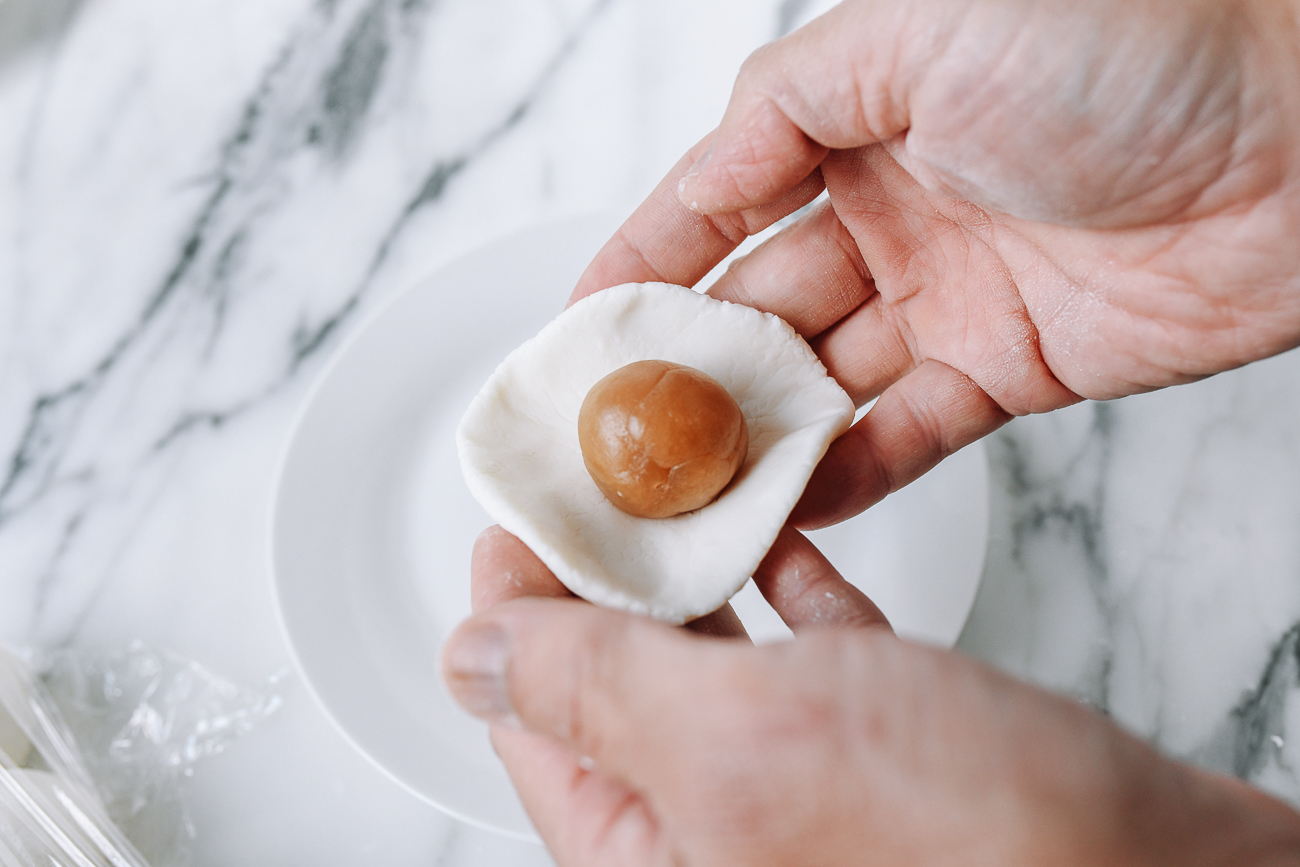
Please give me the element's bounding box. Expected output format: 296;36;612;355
569;136;825;304
470;526;574;612
752;524;892;633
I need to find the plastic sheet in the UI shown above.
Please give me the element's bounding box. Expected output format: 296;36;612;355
40;642;287;866
0;645;152;867
0;642;285;867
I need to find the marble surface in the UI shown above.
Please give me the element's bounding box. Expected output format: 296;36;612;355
1;0;1298;864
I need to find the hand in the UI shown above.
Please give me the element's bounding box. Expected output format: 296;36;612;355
443;526;1300;866
572;0;1300;529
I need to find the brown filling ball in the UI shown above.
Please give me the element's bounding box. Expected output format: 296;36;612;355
578;360;749;519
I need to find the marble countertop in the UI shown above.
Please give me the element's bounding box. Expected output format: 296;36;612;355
1;0;1298;864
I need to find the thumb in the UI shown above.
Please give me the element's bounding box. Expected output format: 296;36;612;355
441;597;729;786
678;0;923;214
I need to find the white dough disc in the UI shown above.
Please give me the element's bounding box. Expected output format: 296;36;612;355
457;282;854;623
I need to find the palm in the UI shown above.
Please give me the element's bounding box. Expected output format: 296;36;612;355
814;139;1300;404
830;0;1300;399
884;0;1300;399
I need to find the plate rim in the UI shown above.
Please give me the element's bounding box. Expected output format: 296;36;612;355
267;216;622;840
269;213;989;839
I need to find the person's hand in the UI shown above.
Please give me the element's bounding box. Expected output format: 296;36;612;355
441;2;1300;862
442;526;1300;866
572;0;1300;529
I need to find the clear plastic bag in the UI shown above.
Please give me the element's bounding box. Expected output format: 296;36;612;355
38;643;287;867
0;645;152;867
0;643;286;867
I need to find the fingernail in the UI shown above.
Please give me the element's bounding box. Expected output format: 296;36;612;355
677;146;714;208
443;622;515;721
685;145;713;179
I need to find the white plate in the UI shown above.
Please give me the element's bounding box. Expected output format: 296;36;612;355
272;215;989;840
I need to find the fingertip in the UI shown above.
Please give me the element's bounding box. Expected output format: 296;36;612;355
442;616;517;723
443;598;584;725
470;525;573;611
676;146;715;214
676;102;829;215
676;175;705;215
753;524;892;632
471;524;516;561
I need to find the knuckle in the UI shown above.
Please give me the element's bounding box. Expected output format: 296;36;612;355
737;41;779;83
707;211;752;246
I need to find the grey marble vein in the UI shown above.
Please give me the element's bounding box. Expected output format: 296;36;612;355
961;402;1120;711
292;0;617;375
1194;620;1300;801
0;0;85;72
1231;622;1299;779
0;0;615;644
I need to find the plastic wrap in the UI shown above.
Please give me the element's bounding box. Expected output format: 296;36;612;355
0;645;152;867
40;643;287;866
0;643;285;867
